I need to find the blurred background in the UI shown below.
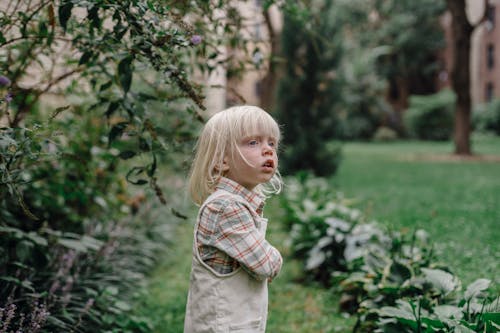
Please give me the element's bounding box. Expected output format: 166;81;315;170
1;0;499;332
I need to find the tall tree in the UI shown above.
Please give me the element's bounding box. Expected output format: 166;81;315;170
445;0;488;154
275;0;343;176
369;0;447;131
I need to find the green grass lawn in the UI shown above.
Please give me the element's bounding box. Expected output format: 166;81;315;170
136;134;499;332
332;134;500;286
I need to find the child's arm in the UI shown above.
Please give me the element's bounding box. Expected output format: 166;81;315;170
206;199;282;281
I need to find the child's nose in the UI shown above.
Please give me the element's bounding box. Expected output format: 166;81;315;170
263;143;274;154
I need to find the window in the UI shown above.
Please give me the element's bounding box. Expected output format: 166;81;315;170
487;5;496;27
486;82;494;102
487;44;495;69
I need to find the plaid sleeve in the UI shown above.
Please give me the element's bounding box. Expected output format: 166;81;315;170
208;199;282;281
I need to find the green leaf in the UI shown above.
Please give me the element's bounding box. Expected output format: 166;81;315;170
106;101;120;118
484;297;500;313
147;153;157;177
118;56;134;94
453;324;476;333
384;261;413;285
464;278;491;301
80;235;103;251
434;305;463;320
100;80;113;91
108;122;128;146
16;240;34;261
87;6;100;28
26;231;48;246
119;150;136;159
114;300;132;311
79;51;93;65
58;2;73;31
58;238;88;252
421;268;461;296
126;166;148;185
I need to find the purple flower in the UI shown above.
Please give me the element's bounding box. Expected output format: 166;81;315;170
5;92;12;102
190;35;202;45
0;75;11;87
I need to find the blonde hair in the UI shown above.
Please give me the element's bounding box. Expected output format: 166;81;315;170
188;105;282;205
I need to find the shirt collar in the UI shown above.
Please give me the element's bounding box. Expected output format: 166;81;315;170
216;177;265;214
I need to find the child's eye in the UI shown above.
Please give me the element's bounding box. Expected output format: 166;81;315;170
248;140;259;146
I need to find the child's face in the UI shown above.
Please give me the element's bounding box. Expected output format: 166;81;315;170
223;134;278;191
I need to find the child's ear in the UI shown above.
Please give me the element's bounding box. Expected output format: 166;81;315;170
215;158;230;172
220;157;230;171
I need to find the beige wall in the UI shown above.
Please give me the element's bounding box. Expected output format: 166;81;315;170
204;1;282;115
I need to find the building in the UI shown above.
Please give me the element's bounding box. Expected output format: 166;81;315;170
438;0;500;105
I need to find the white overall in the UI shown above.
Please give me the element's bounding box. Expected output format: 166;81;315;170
184;191;269;333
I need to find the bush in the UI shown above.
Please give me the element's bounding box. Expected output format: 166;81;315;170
372;126;399;142
404;89;456;141
0;109;181;332
473;99;500;135
275;0;344;177
280;140;342;178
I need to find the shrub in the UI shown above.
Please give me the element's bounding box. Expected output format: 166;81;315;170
404;89;456;141
372;126;399;142
473;99;500;135
0;110;181;332
275;0;344;177
280;140;343;178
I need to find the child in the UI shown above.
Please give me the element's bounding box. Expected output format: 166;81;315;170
184;105;283;333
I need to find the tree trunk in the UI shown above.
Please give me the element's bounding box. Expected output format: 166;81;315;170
259;8;280;111
446;0;473;155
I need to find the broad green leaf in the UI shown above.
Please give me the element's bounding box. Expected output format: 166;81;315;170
379;301;415;321
453;324;476;333
484;297;500;313
434;305;463;320
26;231;48;246
464;278;491;301
482;312;500;325
421;268;461;296
384;261;413;285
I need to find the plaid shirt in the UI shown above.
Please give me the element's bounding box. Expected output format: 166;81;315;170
196;177;282;281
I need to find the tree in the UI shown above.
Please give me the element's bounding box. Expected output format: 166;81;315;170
445;0;488;155
368;0;447;132
275;0;343;177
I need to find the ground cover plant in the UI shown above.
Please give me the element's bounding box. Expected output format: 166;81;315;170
281;172;499;332
279;135;499;332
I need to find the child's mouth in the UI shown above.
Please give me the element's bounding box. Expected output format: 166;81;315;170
263;160;274;169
